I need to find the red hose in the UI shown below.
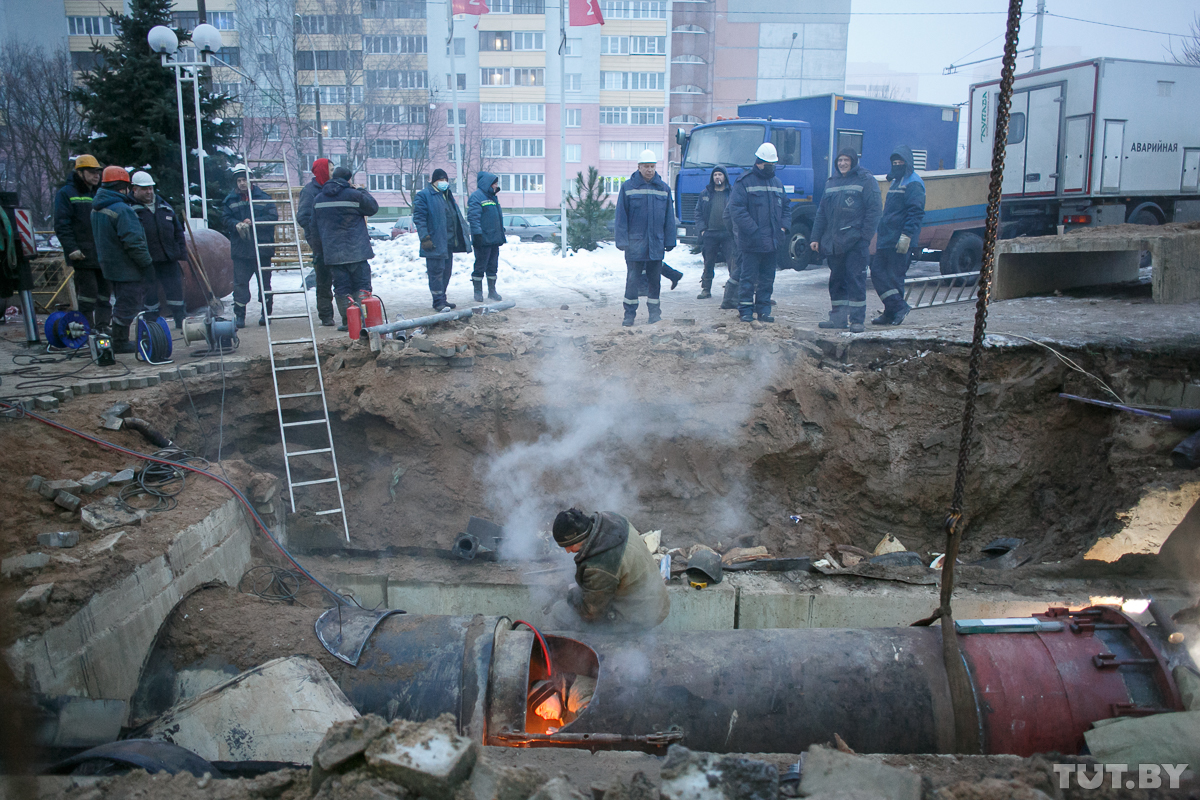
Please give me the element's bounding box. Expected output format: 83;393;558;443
514;619;553;677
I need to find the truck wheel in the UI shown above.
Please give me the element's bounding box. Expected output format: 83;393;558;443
1128;208;1160;268
787;225;816;271
940;233;983;283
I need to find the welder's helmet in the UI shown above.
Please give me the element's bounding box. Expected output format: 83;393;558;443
685;548;723;584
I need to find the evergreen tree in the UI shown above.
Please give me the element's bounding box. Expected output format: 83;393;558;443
71;0;236;229
555;167;615;253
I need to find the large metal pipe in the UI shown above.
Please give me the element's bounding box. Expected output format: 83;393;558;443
333;606;1183;757
364;300;516;337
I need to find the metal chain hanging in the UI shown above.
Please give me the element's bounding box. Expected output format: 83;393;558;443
914;0;1025;755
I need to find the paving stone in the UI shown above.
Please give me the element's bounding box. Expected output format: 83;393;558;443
39;480;81;500
26;475;44;493
87;381;109;394
99;415;124;431
78;471;112;493
798;746;921;800
71;384;88;396
52;389;71;402
413;337;457;358
32;395;57;411
16;583;53;614
81;496;145;532
37;531;79;548
54;492;82;513
448;355;475;368
128;377;148;389
2;552;50;577
87;531;126;555
159;370;178;382
112;378;129;390
177;365;197;378
108;469;136;486
364;713;477;800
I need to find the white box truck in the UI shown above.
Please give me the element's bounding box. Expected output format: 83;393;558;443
968;58;1200;235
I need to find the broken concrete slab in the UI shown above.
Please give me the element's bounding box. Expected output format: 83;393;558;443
86;531;126;556
39;479;81;500
26;475;44;493
78;471;112;493
2;552;50;577
53;492;82;513
659;746;778;800
311;714;389;792
412;337;457;358
81;496;145;532
798;746;922;800
37;531;79;549
365;713;478;800
17;583;53;614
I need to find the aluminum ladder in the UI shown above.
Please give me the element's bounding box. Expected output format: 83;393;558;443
245;159;350;542
903;271;982;310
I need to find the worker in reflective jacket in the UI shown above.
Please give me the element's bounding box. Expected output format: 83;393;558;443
54;154;110;331
869;145;925;326
466;170;506;303
615;150;676;327
727;143;789;323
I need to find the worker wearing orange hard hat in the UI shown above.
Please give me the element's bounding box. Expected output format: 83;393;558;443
54;154;112;331
91;165;152;354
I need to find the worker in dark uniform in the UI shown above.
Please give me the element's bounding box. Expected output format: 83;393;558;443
694;166;734;300
728;143;788;323
54;154;110;331
467;170;506;303
129;171;188;329
548;507;670;631
296;157;336;327
91;166;152;354
809;147;883;332
221;164;278;328
311;165;378;329
870;145;926;326
413;168;471;312
615;149;676;326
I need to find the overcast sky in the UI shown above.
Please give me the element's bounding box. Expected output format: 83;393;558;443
845;0;1199;106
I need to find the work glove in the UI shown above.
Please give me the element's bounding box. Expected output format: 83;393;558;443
895;234;911;254
420;236;434;251
68;249;85;261
472;234;484;250
236;221;251;240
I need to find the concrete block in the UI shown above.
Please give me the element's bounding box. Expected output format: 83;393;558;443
99;415;124;431
71;384;88;396
87;531;126;555
448;355;475;368
159;370;178;382
54;492;82;512
2;552;49;577
40;480;81;500
145;374;160;386
365;714;478;800
26;475;44;493
193;362;209;374
312;714;389;790
108;469;135;486
87;381;108;394
52;389;71;402
81;496;145;532
128;377;148;389
414;337;457;358
37;531;79;549
17;583;53;614
78;472;111;494
112;378;129;391
798;746;921;800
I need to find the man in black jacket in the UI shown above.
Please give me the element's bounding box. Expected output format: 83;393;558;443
53;154;111;331
311;165;379;329
727;143;788;323
809;147;883;332
870;145;925;326
221;164;278;328
130;171;188;329
296;157;336;327
694;166;734;300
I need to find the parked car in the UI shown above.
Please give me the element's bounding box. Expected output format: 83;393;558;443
390;216;416;238
502;214;559;243
368;225;391;241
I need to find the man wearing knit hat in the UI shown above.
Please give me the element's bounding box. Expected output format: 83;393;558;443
311;165;379;329
547;507;670;631
413;167;471;312
296;157;336;327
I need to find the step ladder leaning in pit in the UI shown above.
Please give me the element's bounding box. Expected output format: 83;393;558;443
245;158;350;542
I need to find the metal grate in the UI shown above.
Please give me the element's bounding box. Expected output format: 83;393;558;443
911;149;928;170
903;272;980;309
679;192;700;223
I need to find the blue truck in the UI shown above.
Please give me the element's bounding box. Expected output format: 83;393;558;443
673;94;962;269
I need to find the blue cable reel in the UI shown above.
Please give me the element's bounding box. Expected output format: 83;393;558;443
44;310;91;349
135;314;173;364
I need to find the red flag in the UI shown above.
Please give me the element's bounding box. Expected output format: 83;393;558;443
569;0;603;26
453;0;489;15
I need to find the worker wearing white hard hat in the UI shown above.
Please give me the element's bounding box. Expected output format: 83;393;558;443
129;171;189;328
726;140;788;322
221;162;279;327
614;148;677;326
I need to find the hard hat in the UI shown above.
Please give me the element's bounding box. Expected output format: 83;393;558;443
754;142;779;163
637;149;658;164
232;163;249;175
74;154;101;170
100;166;131;184
130;171;156;187
685;548;723;584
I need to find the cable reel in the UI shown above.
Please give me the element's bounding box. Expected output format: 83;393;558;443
180;315;238;355
44;310;90;349
135;314;174;365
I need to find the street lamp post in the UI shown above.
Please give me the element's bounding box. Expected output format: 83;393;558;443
295;14;323;159
147;23;224;226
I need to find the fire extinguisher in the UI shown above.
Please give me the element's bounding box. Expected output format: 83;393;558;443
347;292;385;339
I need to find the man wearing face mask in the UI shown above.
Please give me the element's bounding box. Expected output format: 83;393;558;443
809;147;882;332
466;171;506;302
693;166;735;301
727;143;788;323
615;150;675;326
413;168;471;312
870;146;925;326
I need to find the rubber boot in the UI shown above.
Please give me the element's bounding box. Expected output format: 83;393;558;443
173;309;186;330
487;278;502;301
719;281;738;309
110;322;136;354
234;309;246;329
335;295;351;332
818;309;849;329
473;279;484;303
94;303;112;334
697;283;712;299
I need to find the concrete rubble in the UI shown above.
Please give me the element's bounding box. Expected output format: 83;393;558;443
81;495;147;531
798;746;922;800
16;582;53;614
36;531;79;548
659;745;778;800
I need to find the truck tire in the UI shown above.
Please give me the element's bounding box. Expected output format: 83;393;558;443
940;233;983;277
786;223;817;271
1128;207;1160;268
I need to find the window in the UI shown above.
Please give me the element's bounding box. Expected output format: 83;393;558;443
513;138;544;157
565;73;581;92
402;140;427;159
171;11;199;31
258;54;278;72
404;173;426;191
71;51;104;71
672;54;705;64
1006;112;1026;145
368;105;427;124
514;104;544;123
265;123;281;141
481;32;511;51
601;176;626;194
371;139;400;158
601;36;627;55
564;38;582;56
629;36;666;55
447;37;466;57
600;0;666;19
770;127;801;165
565;144;582;163
447;73;466;90
212;81;241;100
502;174;544;192
599;141;662;160
489;0;512;11
600;106;627;125
301;85;363;104
481;68;511;87
366;70;427;89
324;120;362;139
514;68;544;87
294;50;361;71
513;32;544;50
601;72;664;91
512;0;545;12
482;139;511;157
256;19;274;36
369;174;405;191
481;103;513;123
366;35;428;54
208;12;235;30
363;0;426;18
68;15;114;35
215;47;240;68
1157;80;1174;97
843;100;859;115
565;108;582;127
294;15;360;34
446;108;467;126
672;85;705;95
671;114;704;124
629;106;664;125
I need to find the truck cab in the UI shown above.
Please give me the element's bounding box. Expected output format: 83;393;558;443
674;119;814;269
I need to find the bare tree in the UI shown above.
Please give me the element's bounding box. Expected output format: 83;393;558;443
0;43;89;224
1171;13;1200;65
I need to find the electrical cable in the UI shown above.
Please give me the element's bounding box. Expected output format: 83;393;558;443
136;316;173;365
988;330;1124;404
239;565;302;602
0;399;347;605
513;619;554;677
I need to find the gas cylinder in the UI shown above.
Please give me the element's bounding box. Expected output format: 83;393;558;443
347;293;384;339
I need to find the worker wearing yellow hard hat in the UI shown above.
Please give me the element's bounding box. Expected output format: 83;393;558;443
53;154;112;331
